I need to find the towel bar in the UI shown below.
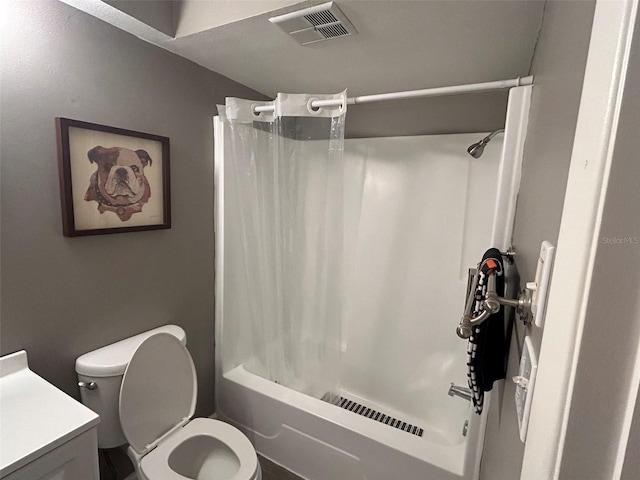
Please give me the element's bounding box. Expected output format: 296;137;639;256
457;259;533;339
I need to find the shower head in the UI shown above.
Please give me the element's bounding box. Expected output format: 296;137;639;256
467;141;487;159
467;129;504;158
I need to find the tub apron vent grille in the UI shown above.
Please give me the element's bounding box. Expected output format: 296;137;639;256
322;393;424;437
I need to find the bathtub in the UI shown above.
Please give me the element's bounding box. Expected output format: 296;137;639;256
217;363;487;480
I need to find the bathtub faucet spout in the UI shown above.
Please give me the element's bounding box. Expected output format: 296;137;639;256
448;383;473;402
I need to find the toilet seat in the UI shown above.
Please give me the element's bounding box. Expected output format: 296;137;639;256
119;332;197;456
119;333;260;480
140;418;259;480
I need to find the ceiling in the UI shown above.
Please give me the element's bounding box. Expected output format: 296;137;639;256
62;0;546;98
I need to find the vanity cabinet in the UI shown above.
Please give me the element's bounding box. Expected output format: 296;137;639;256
0;351;100;480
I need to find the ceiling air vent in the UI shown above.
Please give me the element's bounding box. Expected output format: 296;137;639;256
269;2;357;46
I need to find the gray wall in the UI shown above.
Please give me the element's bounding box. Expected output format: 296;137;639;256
0;0;264;421
104;0;177;36
622;384;640;480
345;90;508;138
479;1;595;479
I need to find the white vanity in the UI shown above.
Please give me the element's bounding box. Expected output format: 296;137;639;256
0;350;100;479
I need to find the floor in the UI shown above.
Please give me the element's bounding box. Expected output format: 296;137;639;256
259;454;304;480
122;456;302;480
119;452;302;480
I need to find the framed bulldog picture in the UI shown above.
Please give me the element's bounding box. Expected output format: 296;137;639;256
56;118;171;236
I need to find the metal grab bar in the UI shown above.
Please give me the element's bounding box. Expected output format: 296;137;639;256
456;269;479;339
457;270;513;338
457;256;533;339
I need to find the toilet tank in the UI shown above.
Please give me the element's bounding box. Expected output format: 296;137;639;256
75;325;187;448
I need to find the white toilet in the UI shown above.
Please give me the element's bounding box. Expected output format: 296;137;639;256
75;325;261;480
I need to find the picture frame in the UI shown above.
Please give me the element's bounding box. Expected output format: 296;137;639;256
56;118;171;237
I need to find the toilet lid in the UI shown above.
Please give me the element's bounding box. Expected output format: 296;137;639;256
119;332;196;454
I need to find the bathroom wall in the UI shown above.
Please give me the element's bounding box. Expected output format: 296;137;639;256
479;1;596;479
0;0;265;422
104;0;177;36
344;91;508;139
173;0;300;37
621;384;640;479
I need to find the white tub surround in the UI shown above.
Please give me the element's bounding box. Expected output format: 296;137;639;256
0;350;100;479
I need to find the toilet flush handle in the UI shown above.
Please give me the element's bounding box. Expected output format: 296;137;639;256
78;381;97;390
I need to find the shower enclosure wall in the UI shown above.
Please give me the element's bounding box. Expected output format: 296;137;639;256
215;86;531;480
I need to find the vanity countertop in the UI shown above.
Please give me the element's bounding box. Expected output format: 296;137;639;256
0;350;99;477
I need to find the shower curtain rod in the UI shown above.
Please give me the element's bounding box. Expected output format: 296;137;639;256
253;75;533;114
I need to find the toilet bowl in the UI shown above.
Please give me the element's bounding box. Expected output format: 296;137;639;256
75;326;261;480
140;418;258;480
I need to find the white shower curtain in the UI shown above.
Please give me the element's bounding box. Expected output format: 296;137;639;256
221;91;347;399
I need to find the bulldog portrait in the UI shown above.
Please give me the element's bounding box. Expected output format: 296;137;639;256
84;146;152;222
